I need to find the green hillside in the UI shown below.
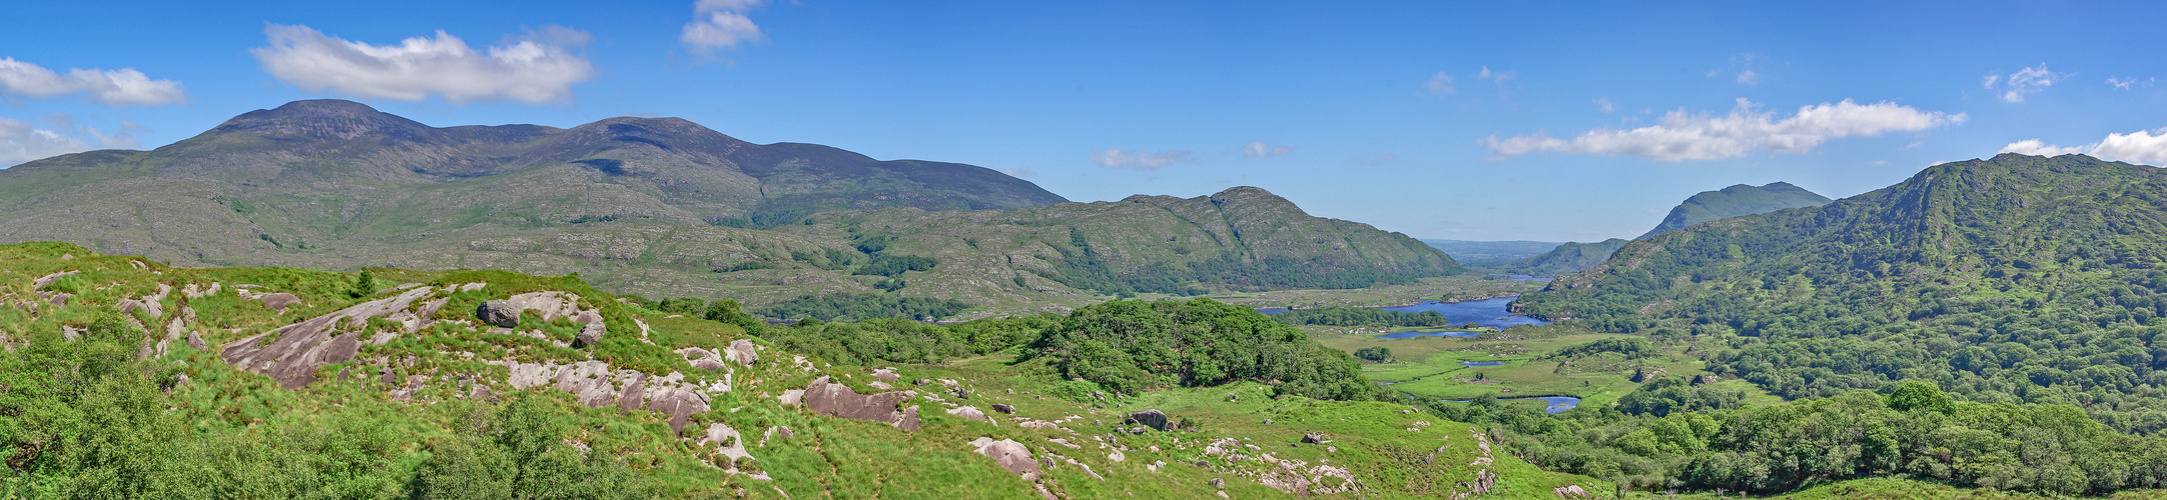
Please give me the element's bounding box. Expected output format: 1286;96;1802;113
0;101;1457;317
1506;238;1629;276
1636;181;1832;240
1521;153;2167;433
0;242;1595;498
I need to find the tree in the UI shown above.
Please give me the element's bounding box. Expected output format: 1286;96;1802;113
1886;380;1953;414
1352;347;1393;363
348;268;378;298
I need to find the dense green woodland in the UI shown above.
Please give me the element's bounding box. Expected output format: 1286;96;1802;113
1499;154;2167;493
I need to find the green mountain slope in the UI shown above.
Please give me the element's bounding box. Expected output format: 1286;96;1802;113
1636;181;1832;239
0;101;1453;316
1517;153;2167;435
1505;238;1628;276
1492;181;1832;277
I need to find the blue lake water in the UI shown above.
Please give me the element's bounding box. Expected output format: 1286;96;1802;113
1459;361;1504;367
1441;396;1582;414
1488;274;1554;282
1377;330;1483;339
1379;297;1552;329
1259;296;1551;330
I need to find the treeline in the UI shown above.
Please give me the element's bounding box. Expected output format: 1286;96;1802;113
0;313;649;498
1269;307;1450;328
1044;229;1455;297
758;292;970;322
1030;298;1390;401
744;298;1388;402
1436;379;2167;496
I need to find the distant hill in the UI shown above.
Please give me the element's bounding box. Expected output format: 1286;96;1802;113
1495;182;1832;276
0;100;1453;314
1517;153;2167;435
1505;238;1627;276
1636;181;1831;239
1419;239;1563;267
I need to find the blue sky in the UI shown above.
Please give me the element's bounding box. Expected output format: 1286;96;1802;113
5;1;2166;242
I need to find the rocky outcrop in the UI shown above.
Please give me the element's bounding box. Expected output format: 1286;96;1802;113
696;423;766;480
802;376;920;431
573;321;605;348
1554;485;1594;499
990;404;1015;414
946;406;992;424
220;286;435;389
678;347;727;370
968;437;1041;479
1125;409;1170;431
498;360;714;434
725;339;757;366
475;291;589;328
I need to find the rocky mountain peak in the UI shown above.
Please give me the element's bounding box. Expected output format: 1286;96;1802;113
210;99;435;141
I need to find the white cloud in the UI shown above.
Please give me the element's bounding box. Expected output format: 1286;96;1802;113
2105;77;2152;90
2001;129;2167;165
1983;64;2062;103
0;57;185;106
1092;148;1192;170
683;0;767;53
1241;141;1294;158
251;24;593;104
1736;70;1759;86
1594;97;1616;113
1424;72;1455;94
0;118;91;167
1480;98;1966;161
999;167;1037;179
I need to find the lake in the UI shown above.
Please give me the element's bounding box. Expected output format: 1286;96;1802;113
1259;296;1551;330
1459;361;1504;367
1379;297;1552;329
1441;396;1582;414
1377;330;1483;339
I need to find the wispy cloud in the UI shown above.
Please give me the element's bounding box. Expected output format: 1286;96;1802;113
0;57;185;106
683;0;767;53
251;24;594;104
1735;70;1759;86
1092;148;1192;170
1241;141;1294;158
1594;97;1616;113
1481;98;1966;161
2106;76;2153;90
1423;72;1455;95
2002;129;2167;165
0;116;144;167
1982;64;2063;103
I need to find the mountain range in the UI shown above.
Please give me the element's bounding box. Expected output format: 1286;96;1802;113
0;100;1455;315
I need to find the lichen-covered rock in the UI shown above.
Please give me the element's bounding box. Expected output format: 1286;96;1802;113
946;406;992;424
573;321;605;348
677;347;727;370
726;339;757;366
1125;409;1170;431
221;286;434;389
497;360;713;435
968;437;1041;479
1554;484;1594;499
990;403;1015;414
802;376;919;430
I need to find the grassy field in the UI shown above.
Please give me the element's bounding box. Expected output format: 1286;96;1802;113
1313;324;1783;412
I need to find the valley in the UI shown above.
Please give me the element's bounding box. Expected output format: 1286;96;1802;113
7;101;2167;499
